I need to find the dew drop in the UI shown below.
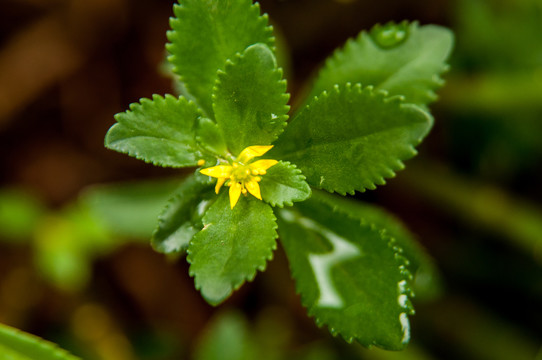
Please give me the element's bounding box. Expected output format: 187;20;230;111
371;22;409;49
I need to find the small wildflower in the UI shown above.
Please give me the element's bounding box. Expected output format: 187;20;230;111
200;145;278;209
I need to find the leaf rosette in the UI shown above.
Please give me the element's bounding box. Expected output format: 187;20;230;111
107;39;311;306
104;0;453;350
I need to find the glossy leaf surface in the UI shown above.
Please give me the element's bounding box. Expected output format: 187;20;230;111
260;161;311;208
277;196;413;350
105;95;205;167
310;190;442;300
214;44;289;155
188;192;278;305
309;22;454;107
167;0;274;116
152;176;214;254
271;85;432;194
0;323;80;360
196;117;228;157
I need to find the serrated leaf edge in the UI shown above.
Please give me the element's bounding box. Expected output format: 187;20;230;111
186;203;279;306
282;200;415;348
213;58;291;123
211;46;290;154
166;1;276;115
317;21;450;106
292;83;431;196
113;93;201;124
106;94;203;168
264;161;311;208
150;181;206;254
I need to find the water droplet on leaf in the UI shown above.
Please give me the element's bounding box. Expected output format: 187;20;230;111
371;22;410;49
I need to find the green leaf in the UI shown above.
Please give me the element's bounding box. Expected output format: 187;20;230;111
196;117;228;157
105;94;206;167
188;192;278;305
194;311;256;360
260;161;311;208
167;0;274;116
81;179;180;239
271;84;433;194
152;176;214;254
213;43;289;155
310;190;443;300
277;197;413;350
309;22;454;107
0;323;81;360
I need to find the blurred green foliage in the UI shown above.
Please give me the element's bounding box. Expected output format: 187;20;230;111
0;179;179;292
0;189;45;242
442;0;542;181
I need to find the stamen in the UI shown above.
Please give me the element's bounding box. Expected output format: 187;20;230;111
198;145;279;209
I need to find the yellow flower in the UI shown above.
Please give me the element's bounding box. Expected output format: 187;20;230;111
200;145;278;209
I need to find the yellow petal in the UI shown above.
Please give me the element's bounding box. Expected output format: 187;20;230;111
245;180;262;200
237;145;274;163
200;165;232;178
229;183;242;209
250;159;278;171
215;177;226;194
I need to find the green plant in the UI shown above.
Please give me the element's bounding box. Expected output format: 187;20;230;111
104;0;453;350
0;323;80;360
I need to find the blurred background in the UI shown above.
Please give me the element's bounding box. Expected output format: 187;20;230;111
0;0;541;359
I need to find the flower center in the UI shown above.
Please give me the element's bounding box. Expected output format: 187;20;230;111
198;145;277;209
231;163;251;181
230;163;261;186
